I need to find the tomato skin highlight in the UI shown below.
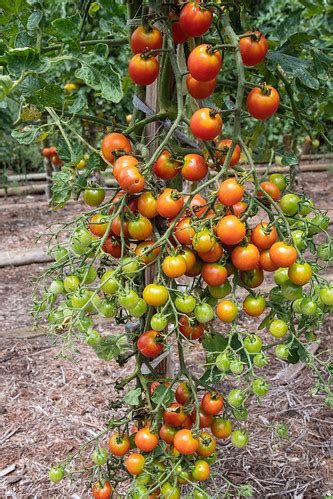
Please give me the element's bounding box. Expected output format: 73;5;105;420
130;25;162;54
190;108;222;141
188;44;222;82
179;2;213;37
240;31;268;66
247;85;280;120
128;54;159;86
186;75;216;99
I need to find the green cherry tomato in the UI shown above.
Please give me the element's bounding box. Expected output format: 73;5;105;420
100;270;119;295
79;266;97;284
319;287;333;306
208;280;231;299
299;198;314;216
292;298;303;314
243;334;262;353
150;313;168;331
175;294;197;313
231;429;248;448
230;359;244;375
194;303;214;324
215;351;231;372
132;485;149;499
83;187;105;207
118;289;140;310
275;344;290;360
317;242;333;261
227;388;245;407
281;280;303;301
49;279;64;295
85;329;101;346
300;297;318;316
307;214;330;236
91;447;108;465
76;315;94;332
269;319;288;338
160;482;181;498
122;257;140;276
193;490;210;499
71;289;92;309
129;298;147;318
292;230;306;251
269;173;286;192
53;246;69;263
280;193;300;216
253;353;268;368
252;378;269;396
72;227;92;248
63;274;80;293
98;299;116;318
135;474;151;486
274;268;289;286
48;466;64;483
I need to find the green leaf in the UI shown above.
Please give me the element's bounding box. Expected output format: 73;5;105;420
11;125;39;144
51;169;73;208
281;153;298;166
202;331;228;353
51;14;81;41
124;388;141;406
267;51;319;90
0;0;29;17
35;84;64;108
27;10;43;32
199;366;221;385
7;48;51;77
151;384;174;407
89;2;101;16
0;75;13;100
68;93;87;115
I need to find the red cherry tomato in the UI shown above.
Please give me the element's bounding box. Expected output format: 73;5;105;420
153;150;181;180
240;31;268;66
101;133;132;164
215;139;241;166
130;25;162;54
247;85;280;120
186;74;216;100
128;54;159;86
137;330;164;358
179;2;213;37
179;315;204;340
188;44;222;82
181;153;208;181
190;108;222;141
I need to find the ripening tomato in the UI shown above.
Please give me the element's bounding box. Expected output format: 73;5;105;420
190;108;222;141
198;432;216;457
159;424;177;445
171;15;189;44
216;215;246;245
174;429;199;455
232;243;260;271
128;216;153;240
192;230;215;253
108;432;130;456
240;266;264;288
198;241;223;263
251;222;277;249
190;408;213;428
157;188;184;218
259;249;278;271
211;417;232;439
175;217;194;245
130;25;162;54
128;53;159;86
101;132;132;164
135;428;159;452
181;248;197;272
137;330;164;358
186;74;216;100
192;460;210;481
269;242;297;268
185;193;208;217
217;178;244;206
143;283;169;306
179;2;213;37
51;154;62;166
89;213;110;237
243;294;266;316
201;263;228;286
288;262;312;286
163;403;187;427
153;150;181;180
83;188;105;207
247;85;280;120
137;191;158;218
117;165;145;193
240;31;268;66
135;241;160;264
216;300;238;322
201;391;224;415
113;154;138;179
162;255;187;278
228;201;248;217
42;147;52;158
92;481;112;499
179;315;204;340
188;45;222;82
181;153;208;181
125;453;145;475
111;216;129;238
215;139;241;167
257;181;281;203
175;382;192;405
102;237;122;258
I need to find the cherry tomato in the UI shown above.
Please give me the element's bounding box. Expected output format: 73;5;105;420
188;44;222;82
125;453;145;475
130;25;162;54
229;200;248;217
243;294;266;316
269;173;286;192
92;481;112;499
216;300;238;322
175;382;192;405
319;287;333;306
231;429;248;448
135;427;159;452
197;431;216;458
162;255;187;278
274;267;289;285
269;242;297;268
111;216;129;239
300;297;318;316
48;466;64;483
240;266;264;288
51;154;62;166
171;15;189;44
201;263;228;286
174;429;199;455
231;243;260;271
194;303;214;323
251;222;277;249
157;188;184;219
269;319;288;338
215;139;241;166
244;333;262;353
192;460;210;481
113;154;138;179
179;2;213;37
83;188;105;207
186;74;216;100
259;249;278;271
163;403;187;427
102;237;121;258
280;193;300;216
181;248;197;272
137;191;158;218
246;85;280;120
159;423;177;445
160;482;181;499
128;216;153;240
108;432;131;456
217;178;244;206
201;391;224;415
239;31;268;66
137;330;164;358
211;418;232;439
257;180;281;202
190;108;222;141
179;316;204;340
128;53;159;85
101;132;132;164
153;150;181;180
288;262;312;286
63;274;80;293
193;230;215;253
216;215;246;245
181;153;208;181
281;280;302;301
190;408;213;428
275;344;290;360
175;294;197;313
175;217;194;245
135;241;160;264
117;165;145;193
208;280;231;299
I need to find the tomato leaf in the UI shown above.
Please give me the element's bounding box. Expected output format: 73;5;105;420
281;153;298;166
124;388;141;406
91;334;129;361
7;48;50;77
151;384;174;407
51;14;81;41
35;84;64;108
0;75;13;101
202;332;228;353
11;125;39;144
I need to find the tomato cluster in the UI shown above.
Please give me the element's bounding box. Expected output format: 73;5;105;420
41;146;62;166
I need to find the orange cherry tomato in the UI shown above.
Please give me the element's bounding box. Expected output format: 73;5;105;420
246;85;280;120
186;74;216;100
257;181;281;203
259;249;279;271
231;243;260;271
157;188;184;219
174;429;199;455
269;242;297;268
137;191;158;218
188;44;222;82
135;241;160;264
124;453;145;475
162;255;187;278
251;222;277;249
175;217;195;245
201;263;228;286
130;25;162;54
108;432;131;456
201;391;224;415
215;139;241;166
89;213;110;237
198;241;223;263
101;132;132;164
135;427;159;452
128;53;159;86
190;108;222;141
216;215;246;245
153;150;181;180
113;154;138;179
179;315;204;340
216;300;238;322
181;153;208;182
163;403;187;427
217;178;244;206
